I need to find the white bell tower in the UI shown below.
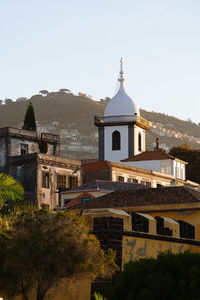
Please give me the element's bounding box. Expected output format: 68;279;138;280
95;59;150;163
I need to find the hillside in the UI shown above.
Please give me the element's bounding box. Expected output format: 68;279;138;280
0;91;199;159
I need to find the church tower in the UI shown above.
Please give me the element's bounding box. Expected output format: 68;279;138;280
95;59;150;163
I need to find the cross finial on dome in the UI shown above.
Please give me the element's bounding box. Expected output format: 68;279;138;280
119;57;124;82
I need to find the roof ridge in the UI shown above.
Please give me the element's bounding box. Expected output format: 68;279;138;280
183;186;200;201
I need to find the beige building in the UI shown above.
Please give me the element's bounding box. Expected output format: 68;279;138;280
82;160;199;189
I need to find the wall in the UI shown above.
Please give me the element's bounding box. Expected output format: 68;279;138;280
111;166;172;187
125;159;162;173
134;125;146;155
105;125;128;162
83;169;111;184
0;137;7;168
122;235;200;267
8;137;38;156
8;157;38;204
37;162;81;209
173;160;186;180
148;209;200;242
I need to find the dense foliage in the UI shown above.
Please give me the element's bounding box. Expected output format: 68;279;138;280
169;144;200;183
22;101;37;131
104;251;200;300
0;209;117;300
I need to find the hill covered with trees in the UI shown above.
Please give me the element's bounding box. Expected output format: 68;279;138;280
0;90;199;159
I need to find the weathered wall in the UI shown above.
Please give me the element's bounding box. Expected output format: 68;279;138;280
8;137;38;156
8;157;38;204
83;169;111;184
0;137;7;169
37;159;81;209
122;235;200;267
149;209;200;241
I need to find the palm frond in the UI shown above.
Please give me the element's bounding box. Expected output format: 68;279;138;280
0;173;24;208
94;292;107;300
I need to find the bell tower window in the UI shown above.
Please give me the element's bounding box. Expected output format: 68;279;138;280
138;133;142;151
112;131;120;150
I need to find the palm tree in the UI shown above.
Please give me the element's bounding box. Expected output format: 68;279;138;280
94;292;107;300
0;173;24;208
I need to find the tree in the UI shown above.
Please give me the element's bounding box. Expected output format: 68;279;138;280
59;88;71;93
22;101;37;131
0;210;117;300
0;173;24;209
39;90;49;96
104;251;200;300
169;144;200;183
16;97;28;102
4;98;13;105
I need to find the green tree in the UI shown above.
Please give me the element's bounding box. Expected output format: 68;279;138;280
22;101;37;131
0;210;117;300
169;144;200;183
104;251;200;300
0;173;24;209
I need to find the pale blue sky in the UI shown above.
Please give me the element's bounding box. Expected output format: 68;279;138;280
1;0;200;123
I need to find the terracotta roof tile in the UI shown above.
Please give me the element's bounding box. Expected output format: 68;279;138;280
121;149;175;162
121;149;187;164
82;161;111;172
70;186;200;210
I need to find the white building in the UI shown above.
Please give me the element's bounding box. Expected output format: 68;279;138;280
95;58;150;162
94;59;188;181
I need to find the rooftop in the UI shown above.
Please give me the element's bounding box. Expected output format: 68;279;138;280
70;186;200;210
121;148;188;164
62;180;148;194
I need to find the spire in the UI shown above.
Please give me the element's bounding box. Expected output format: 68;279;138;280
119;58;125;83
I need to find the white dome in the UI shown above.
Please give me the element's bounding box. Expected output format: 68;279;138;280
104;82;140;117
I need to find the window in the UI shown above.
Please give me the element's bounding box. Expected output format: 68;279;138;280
178;220;195;239
68;176;78;190
131;213;149;233
180;168;184;180
144;181;151;187
138;133;142;151
57;174;66;189
112;131;120;150
155;216;172;236
94;217;124;231
21;144;28;155
128;178;138;183
64;198;73;205
156;183;163;188
81;197;91;203
175;166;179;178
117;176;124;182
42;172;49;189
161;161;171;175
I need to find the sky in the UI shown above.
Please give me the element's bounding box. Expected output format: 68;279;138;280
0;0;200;124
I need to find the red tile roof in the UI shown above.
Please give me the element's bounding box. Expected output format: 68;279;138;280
121;149;187;164
82;161;111;172
63;180;147;208
69;186;200;210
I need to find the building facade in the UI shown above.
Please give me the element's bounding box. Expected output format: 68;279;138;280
0;127;81;209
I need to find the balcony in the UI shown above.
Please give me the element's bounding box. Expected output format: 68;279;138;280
94;115;150;130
